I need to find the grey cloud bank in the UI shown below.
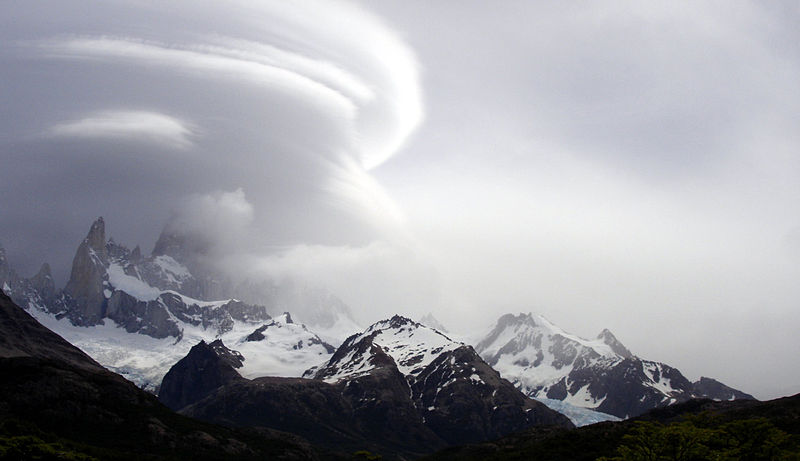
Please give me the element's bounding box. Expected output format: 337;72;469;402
1;1;799;400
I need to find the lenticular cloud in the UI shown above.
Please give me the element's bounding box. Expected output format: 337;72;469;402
0;0;423;272
32;0;422;172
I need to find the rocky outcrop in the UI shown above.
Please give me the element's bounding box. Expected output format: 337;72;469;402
411;345;572;445
158;340;245;411
692;376;755;401
62;217;108;325
29;263;55;301
105;290;182;338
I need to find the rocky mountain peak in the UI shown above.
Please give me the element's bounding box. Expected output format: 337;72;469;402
597;328;634;359
691;376;755;401
158;339;244;411
496;312;537;328
63;218;111;324
151;224;210;265
419;312;449;333
130;245;142;263
310;315;463;382
85;217;107;256
378;314;417;330
208;338;245;369
29;263;55;300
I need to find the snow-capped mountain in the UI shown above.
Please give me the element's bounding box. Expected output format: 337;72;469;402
306;315;462;382
160;315;571;456
0;217;351;391
476;313;755;418
305;315;572;444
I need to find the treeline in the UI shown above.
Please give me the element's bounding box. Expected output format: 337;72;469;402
599;416;799;461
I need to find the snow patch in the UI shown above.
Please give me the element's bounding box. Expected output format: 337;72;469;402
106;263;160;301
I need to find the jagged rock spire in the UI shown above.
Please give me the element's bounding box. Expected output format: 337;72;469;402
63;217;109;325
85;217;107;257
30;263;55;301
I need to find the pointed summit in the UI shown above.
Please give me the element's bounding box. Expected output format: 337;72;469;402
597;328;634;359
130;245;142;263
151;223;210;264
85;217;107;256
63;217;110;325
420;313;449;333
30;263;55;301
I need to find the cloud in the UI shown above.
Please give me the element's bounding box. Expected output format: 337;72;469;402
235;240;441;325
0;0;422;280
163;188;255;256
40;37;361;123
48;110;195;149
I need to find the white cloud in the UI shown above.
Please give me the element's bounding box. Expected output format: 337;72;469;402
165;188;255;257
48;110;194;149
42;37;360;124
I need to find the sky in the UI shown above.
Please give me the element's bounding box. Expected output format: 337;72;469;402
1;1;799;400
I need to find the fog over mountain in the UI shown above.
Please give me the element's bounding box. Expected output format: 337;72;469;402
1;1;799;400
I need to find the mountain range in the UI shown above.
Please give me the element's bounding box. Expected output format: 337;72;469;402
1;217;353;391
1;217;755;432
158;315;572;457
476;313;754;418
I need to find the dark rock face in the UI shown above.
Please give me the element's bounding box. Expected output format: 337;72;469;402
166;336;444;457
0;292;323;460
410;346;572;445
568;359;694;418
208;339;245;368
63;217;108;325
0;290;104;372
106;290;182;338
692;376;755;401
158;340;245;411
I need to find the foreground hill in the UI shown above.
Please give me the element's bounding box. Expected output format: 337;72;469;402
0;290;334;460
422;393;800;461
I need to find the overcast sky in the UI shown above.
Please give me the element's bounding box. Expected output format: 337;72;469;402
1;1;798;400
